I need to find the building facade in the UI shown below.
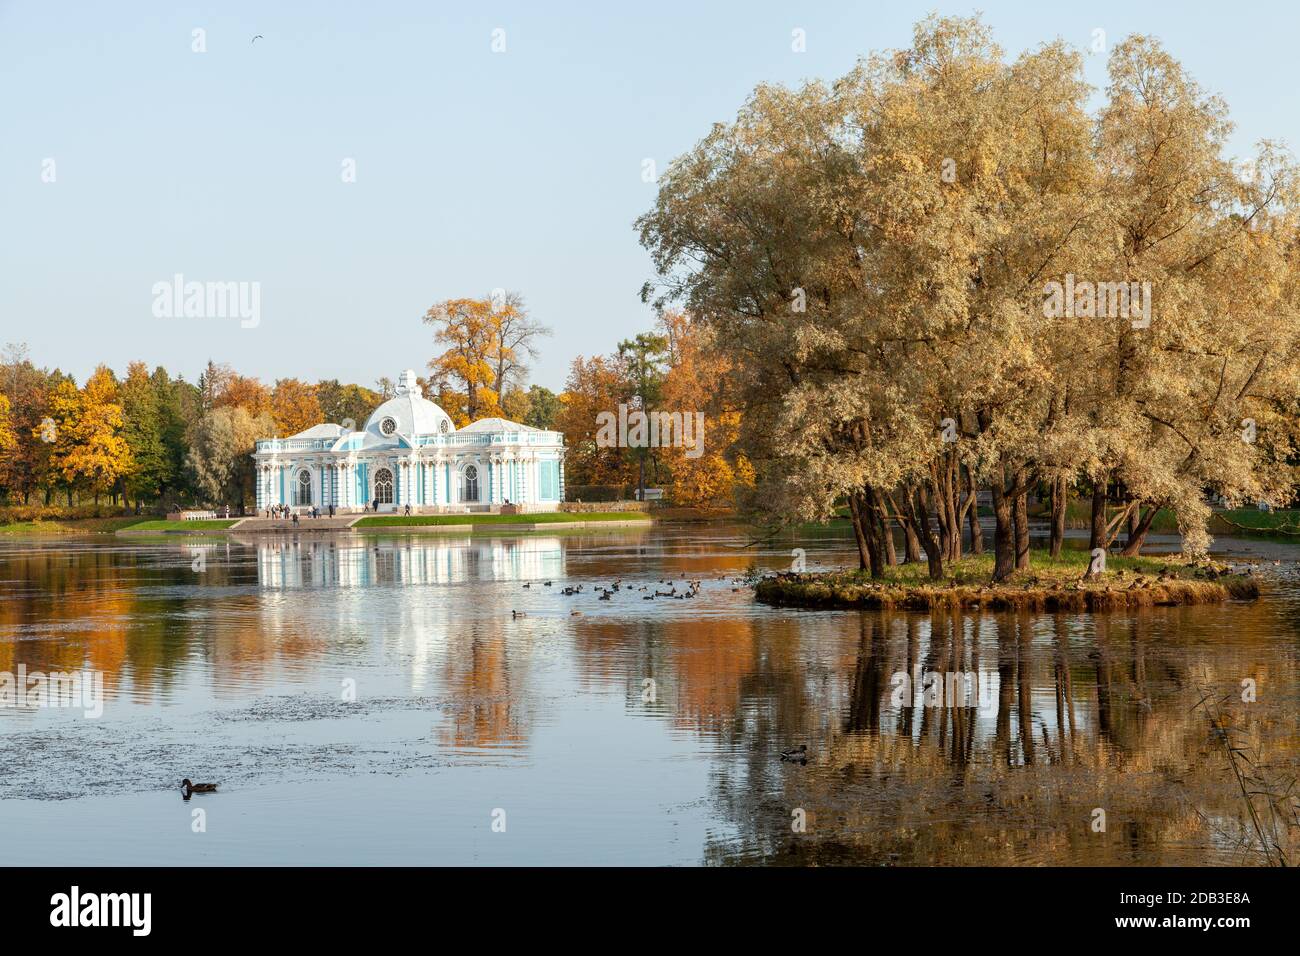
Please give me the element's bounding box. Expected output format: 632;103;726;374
252;370;565;513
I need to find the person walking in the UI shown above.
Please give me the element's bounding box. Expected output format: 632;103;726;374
372;497;379;513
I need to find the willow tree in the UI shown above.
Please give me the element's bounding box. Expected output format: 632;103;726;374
639;15;1299;580
1062;36;1300;557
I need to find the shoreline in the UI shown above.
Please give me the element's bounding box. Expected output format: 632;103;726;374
111;514;653;536
755;553;1262;612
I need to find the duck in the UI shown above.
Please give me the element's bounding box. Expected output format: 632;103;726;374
779;745;808;763
181;778;218;798
512;610;527;619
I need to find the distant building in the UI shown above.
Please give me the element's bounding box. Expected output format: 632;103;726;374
252;369;565;512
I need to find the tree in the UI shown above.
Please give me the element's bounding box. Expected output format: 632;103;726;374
424;297;503;421
638;14;1300;579
316;379;380;429
0;393;15;462
657;311;752;507
0;344;52;503
557;354;635;488
197;360;233;411
120;361;167;508
486;291;551;399
187;405;275;508
56;366;132;505
270;378;322;436
41;375;81;506
501;386;531;423
214;374;271;416
156;368;200;506
424;292;552;423
523;385;562;430
617;332;670;500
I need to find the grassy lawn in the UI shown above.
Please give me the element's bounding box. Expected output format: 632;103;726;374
756;546;1256;611
1053;499;1181;532
1211;508;1300;537
821;547;1191;588
0;516;149;535
354;511;651;527
118;519;240;531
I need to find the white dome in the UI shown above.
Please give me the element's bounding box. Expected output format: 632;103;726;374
364;369;454;438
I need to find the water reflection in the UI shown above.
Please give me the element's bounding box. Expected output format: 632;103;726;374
251;534;564;589
0;528;1296;865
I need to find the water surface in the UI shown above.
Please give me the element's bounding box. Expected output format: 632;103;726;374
1;525;1297;865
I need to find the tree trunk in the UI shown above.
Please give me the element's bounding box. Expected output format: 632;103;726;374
1088;479;1108;552
906;484;945;581
904;519;922;563
1119;503;1160;556
991;471;1015;582
965;467;983;556
1049;475;1067;558
846;492;873;575
1013;488;1030;571
869;488;897;566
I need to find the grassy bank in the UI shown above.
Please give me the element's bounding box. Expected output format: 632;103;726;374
0;516;150;535
1048;500;1299;540
353;511;651;528
1210;508;1300;539
755;549;1259;611
119;519;240;531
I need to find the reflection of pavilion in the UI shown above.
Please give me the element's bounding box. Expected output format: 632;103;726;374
250;534;564;589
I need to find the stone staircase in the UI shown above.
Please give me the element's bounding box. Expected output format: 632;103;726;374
228;516;362;532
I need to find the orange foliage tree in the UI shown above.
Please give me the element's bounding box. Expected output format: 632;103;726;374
270;378;323;436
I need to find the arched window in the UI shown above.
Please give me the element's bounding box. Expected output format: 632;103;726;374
294;469;313;506
374;468;394;505
461;464;480;502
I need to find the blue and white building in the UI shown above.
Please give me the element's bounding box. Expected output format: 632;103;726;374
253;369;565;513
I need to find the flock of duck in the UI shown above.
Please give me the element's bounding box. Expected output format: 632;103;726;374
511;574;752;619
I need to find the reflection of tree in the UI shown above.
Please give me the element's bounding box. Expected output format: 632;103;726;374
700;606;1300;866
438;623;529;750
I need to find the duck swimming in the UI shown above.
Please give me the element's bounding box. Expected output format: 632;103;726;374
181;778;218;798
779;745;808;762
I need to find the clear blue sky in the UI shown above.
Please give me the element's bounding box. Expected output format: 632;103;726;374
2;1;1296;392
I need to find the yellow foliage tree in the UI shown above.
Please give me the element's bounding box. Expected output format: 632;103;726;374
424;297;503;421
270;378;323;436
59;366;132;501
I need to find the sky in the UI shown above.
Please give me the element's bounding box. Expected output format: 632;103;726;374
2;1;1298;393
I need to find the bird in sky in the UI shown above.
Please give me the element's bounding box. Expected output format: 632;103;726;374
251;35;263;44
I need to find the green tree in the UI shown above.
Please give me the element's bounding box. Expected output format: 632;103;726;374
120;361;167;509
523;385;561;430
315;379;380;430
186;405;275;508
617;332;670;500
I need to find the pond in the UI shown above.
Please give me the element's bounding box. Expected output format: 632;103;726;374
0;524;1297;865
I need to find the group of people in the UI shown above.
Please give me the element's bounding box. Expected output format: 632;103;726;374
264;503;336;522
